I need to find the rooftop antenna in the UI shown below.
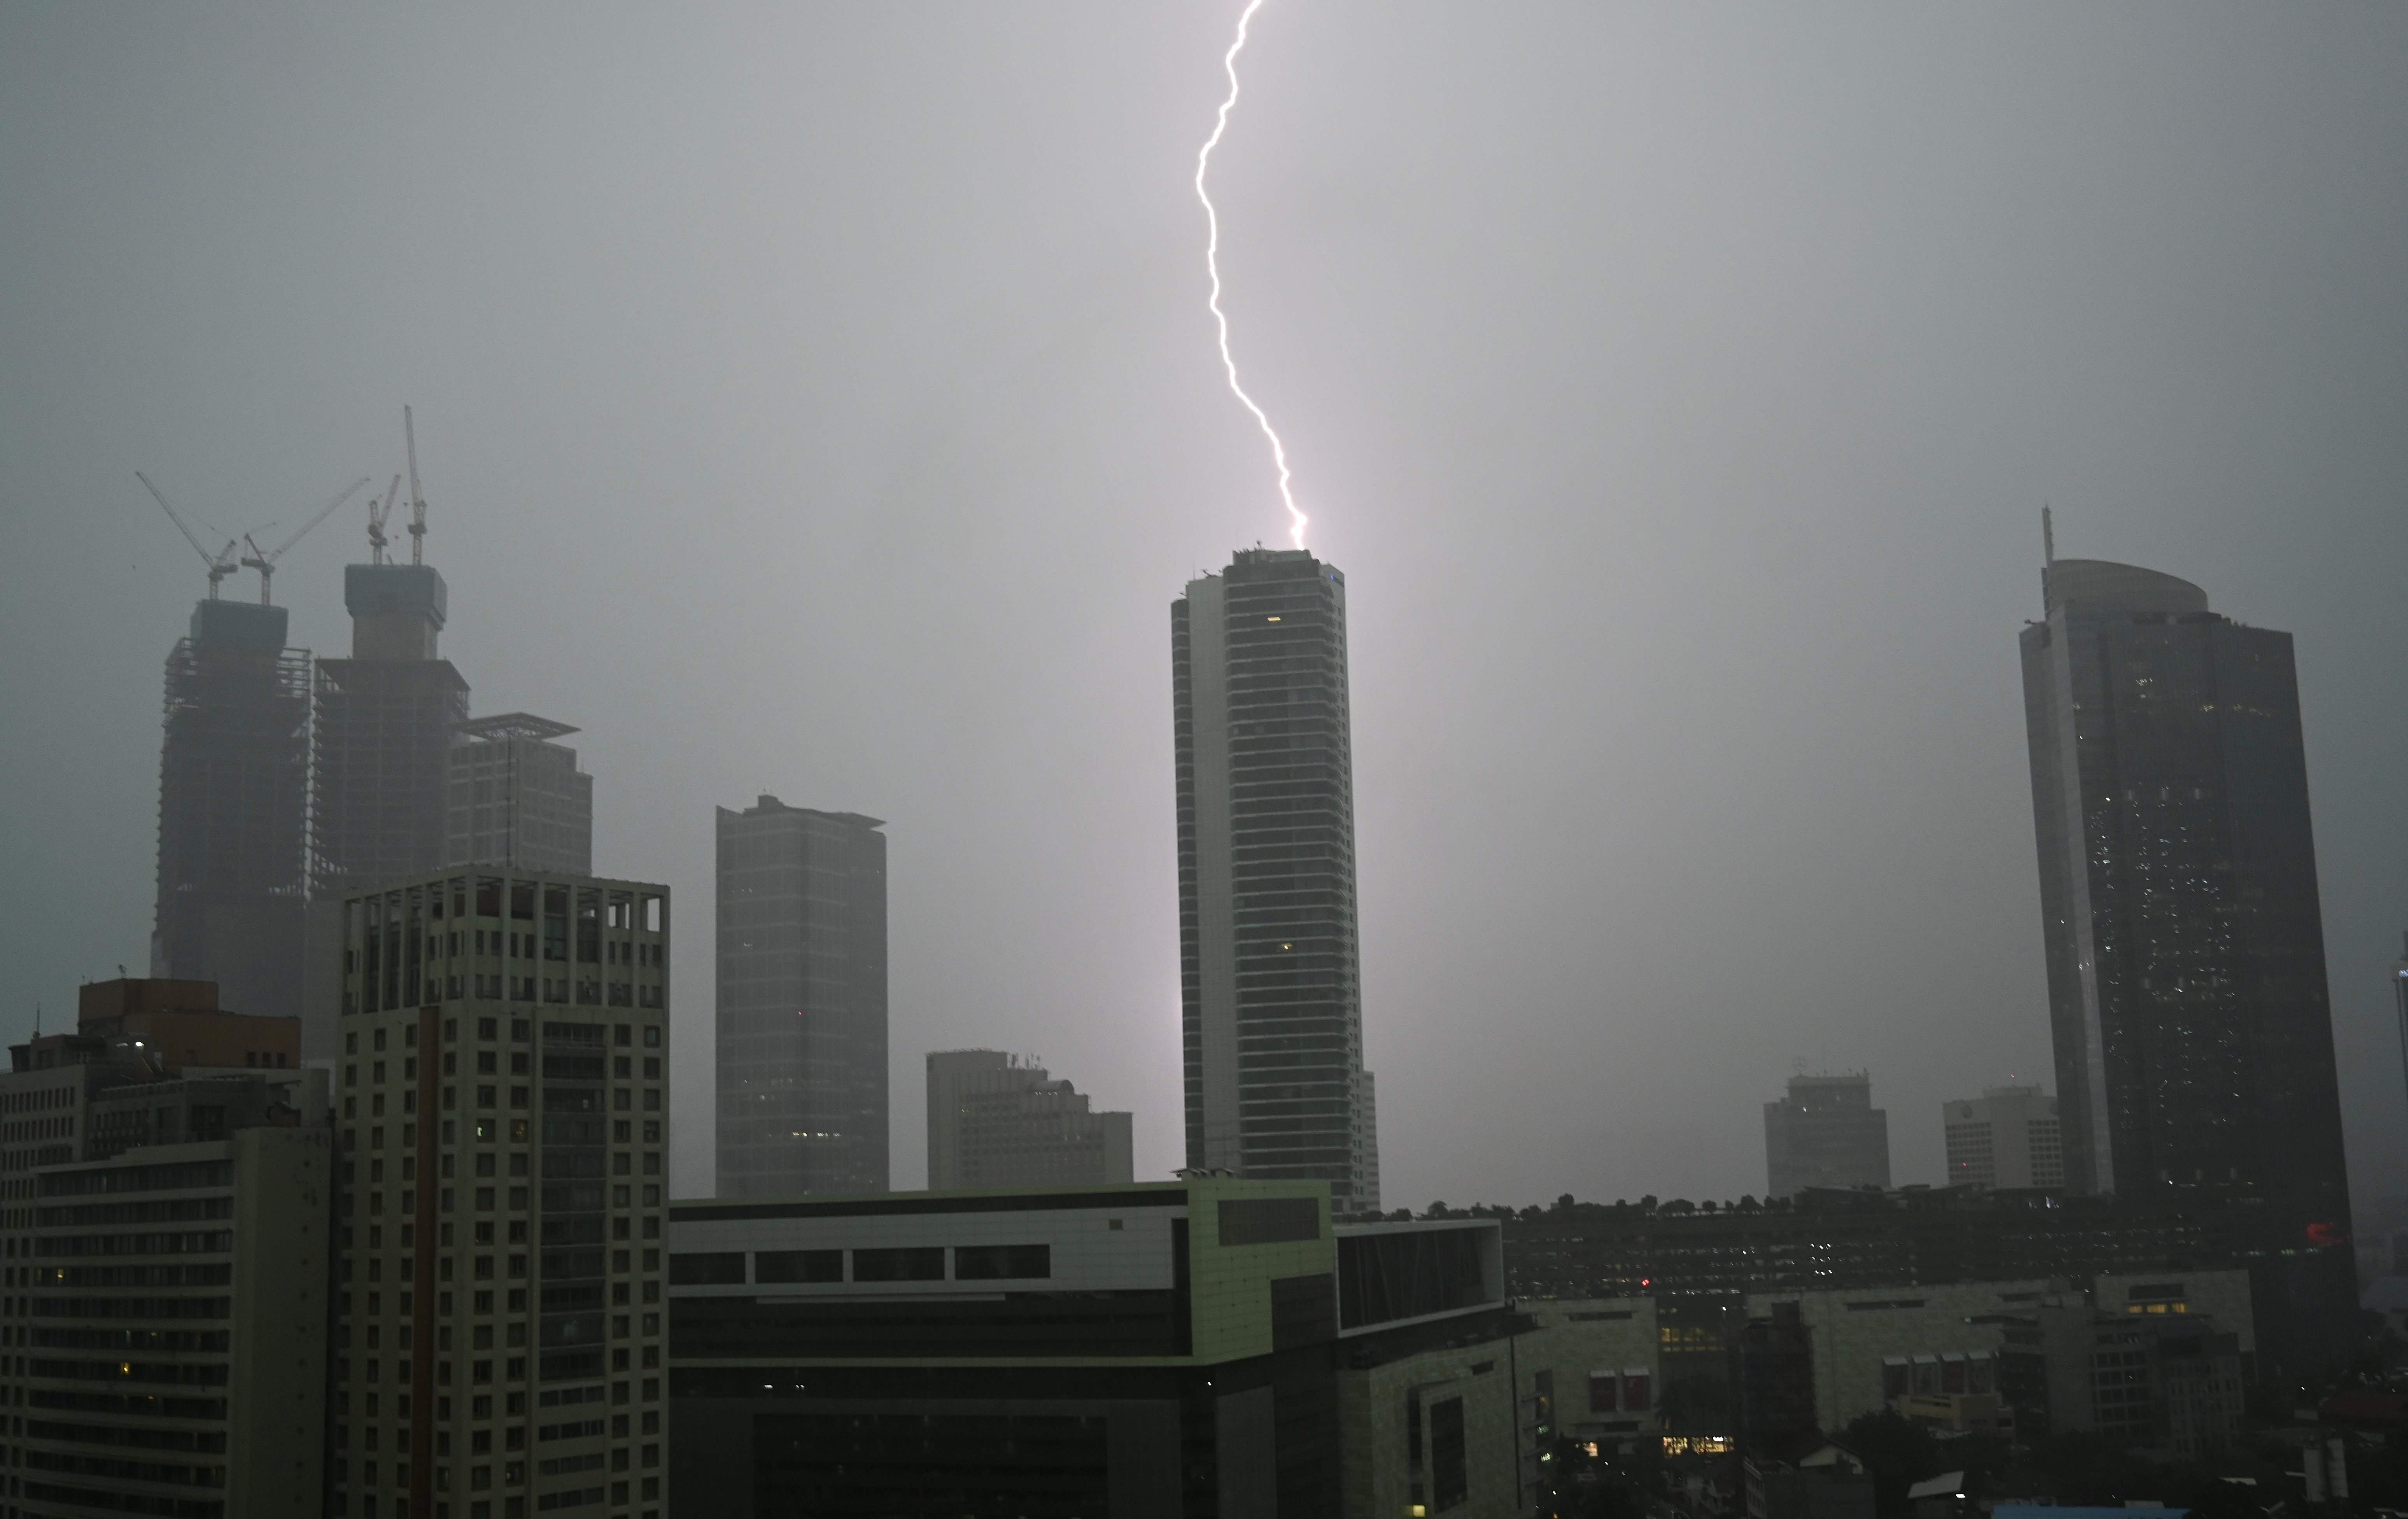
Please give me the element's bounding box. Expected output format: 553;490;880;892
137;472;241;599
241;476;370;604
2041;504;2056;612
404;404;427;565
367;474;401;564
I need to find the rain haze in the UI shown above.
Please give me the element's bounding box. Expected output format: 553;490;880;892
2;3;2403;1215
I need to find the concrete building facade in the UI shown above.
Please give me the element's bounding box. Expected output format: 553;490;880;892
714;797;887;1198
151;597;312;1022
329;869;670;1519
7;1127;332;1519
1942;1086;2065;1191
1172;548;1379;1213
925;1050;1133;1191
446;715;593;876
667;1180;1618;1517
1763;1074;1891;1198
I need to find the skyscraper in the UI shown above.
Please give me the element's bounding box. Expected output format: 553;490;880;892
715;796;888;1197
447;712;594;875
1763;1072;1891;1197
1172;546;1378;1213
151;596;312;1020
329;868;672;1519
304;561;469;1060
2019;541;2349;1240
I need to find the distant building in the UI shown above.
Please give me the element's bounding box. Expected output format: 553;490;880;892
447;713;594;874
925;1050;1132;1191
1942;1087;2064;1191
1764;1073;1891;1198
715;796;888;1197
151;597;312;1022
666;1178;1643;1515
1998;1299;2246;1457
1173;548;1379;1212
304;561;469;1061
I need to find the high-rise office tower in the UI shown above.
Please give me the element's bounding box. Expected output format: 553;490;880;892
715;797;888;1197
448;713;595;875
1942;1085;2065;1191
1172;547;1378;1213
1763;1072;1891;1197
304;562;470;1061
925;1050;1134;1191
150;597;313;1020
330;868;671;1519
2019;539;2349;1233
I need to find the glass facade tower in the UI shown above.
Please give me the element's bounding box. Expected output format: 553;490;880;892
714;797;888;1197
1172;547;1379;1213
2019;553;2349;1241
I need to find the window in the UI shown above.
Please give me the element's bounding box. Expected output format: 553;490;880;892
1430;1395;1467;1509
852;1247;945;1282
954;1244;1049;1280
667;1253;744;1286
1218;1197;1319;1245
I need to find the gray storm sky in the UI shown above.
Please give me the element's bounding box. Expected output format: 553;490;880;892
2;3;2403;1212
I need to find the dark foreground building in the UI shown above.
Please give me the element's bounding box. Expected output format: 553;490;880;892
668;1180;1654;1516
1172;548;1379;1212
151;597;312;1022
2020;539;2353;1363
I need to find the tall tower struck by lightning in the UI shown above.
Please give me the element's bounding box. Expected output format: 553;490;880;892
1173;548;1377;1213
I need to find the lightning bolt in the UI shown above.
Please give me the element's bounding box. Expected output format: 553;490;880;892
1195;0;1307;551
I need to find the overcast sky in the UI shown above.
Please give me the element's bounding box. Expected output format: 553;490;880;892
3;3;2403;1214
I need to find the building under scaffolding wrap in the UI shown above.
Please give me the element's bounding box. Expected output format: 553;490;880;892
304;561;469;1058
150;597;311;1021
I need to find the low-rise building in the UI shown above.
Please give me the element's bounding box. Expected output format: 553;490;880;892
1998;1301;2245;1456
669;1179;1650;1517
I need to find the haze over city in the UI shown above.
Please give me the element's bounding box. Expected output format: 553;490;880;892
3;1;2404;1218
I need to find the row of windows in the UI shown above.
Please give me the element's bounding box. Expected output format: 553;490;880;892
670;1242;1053;1287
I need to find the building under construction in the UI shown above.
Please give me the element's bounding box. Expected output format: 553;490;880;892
304;561;469;1055
150;597;312;1020
447;711;593;873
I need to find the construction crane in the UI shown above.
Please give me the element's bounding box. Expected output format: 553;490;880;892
136;472;241;599
366;474;400;563
240;476;371;604
404;404;428;565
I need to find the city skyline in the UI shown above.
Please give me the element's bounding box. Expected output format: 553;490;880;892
4;4;2404;1215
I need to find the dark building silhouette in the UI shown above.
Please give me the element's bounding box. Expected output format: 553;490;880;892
1172;547;1379;1212
150;597;311;1020
1763;1073;1891;1198
715;796;888;1196
2019;531;2353;1368
2019;546;2348;1227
